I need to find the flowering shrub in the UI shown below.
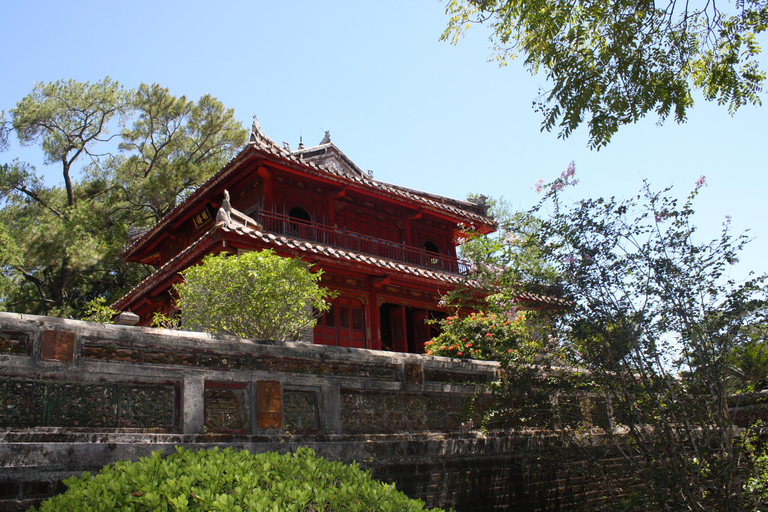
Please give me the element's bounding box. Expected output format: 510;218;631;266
424;311;539;361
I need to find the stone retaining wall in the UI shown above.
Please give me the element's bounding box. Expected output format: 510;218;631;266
0;312;611;511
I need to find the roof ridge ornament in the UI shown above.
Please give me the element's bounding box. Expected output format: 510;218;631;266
216;190;232;226
249;114;262;144
320;131;331;145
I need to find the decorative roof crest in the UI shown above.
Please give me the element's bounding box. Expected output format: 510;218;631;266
216;189;232;226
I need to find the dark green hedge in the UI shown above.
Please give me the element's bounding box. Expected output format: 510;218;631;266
31;446;446;512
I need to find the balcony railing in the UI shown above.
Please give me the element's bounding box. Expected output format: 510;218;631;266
258;210;468;275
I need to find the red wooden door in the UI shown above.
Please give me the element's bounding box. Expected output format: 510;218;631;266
315;297;366;349
412;310;430;354
390;306;408;353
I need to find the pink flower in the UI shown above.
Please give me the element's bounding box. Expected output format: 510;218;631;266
561;161;576;181
695;175;707;190
534;179;545;193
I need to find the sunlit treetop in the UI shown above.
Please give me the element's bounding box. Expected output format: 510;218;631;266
442;0;767;148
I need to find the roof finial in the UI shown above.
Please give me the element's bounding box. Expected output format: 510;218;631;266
320;131;331;145
298;131;304;150
249;114;262;143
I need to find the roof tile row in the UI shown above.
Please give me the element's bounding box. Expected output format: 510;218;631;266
113;218;465;311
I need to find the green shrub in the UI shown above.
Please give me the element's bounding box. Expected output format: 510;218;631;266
31;447;445;512
175;250;334;341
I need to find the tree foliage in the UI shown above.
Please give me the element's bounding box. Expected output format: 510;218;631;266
116;83;247;222
451;196;560;317
11;78;129;206
0;78;247;318
0;111;11;152
438;166;767;510
533;176;767;510
443;0;767;148
174;251;335;341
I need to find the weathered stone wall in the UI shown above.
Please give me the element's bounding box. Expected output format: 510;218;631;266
0;312;610;511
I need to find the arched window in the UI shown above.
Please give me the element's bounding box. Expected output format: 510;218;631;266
288;207;312;223
287;207;312;238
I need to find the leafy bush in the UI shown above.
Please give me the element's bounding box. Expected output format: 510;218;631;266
31;447;445;512
82;297;119;323
175;250;334;341
424;310;540;361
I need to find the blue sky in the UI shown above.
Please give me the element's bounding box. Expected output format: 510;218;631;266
2;0;766;281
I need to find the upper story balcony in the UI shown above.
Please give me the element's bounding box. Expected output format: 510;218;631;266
256;210;469;275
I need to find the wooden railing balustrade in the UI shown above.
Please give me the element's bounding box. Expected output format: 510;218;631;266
257;210;468;274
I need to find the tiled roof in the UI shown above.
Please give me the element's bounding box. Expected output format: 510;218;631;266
112;228;217;310
515;291;574;309
242;128;494;226
122;119;494;260
113;218;464;311
218;222;465;284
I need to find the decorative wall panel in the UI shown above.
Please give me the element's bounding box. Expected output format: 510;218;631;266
0;379;175;430
283;390;320;433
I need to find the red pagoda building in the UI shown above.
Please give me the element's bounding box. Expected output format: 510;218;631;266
113;118;495;353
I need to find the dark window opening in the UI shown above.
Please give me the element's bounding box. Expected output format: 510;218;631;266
423;241;441;267
288;207;312;238
289;207;312;222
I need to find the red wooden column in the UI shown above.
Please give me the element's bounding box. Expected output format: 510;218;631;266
403;216;412;247
328;187;345;227
258;166;273;211
368;277;390;351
